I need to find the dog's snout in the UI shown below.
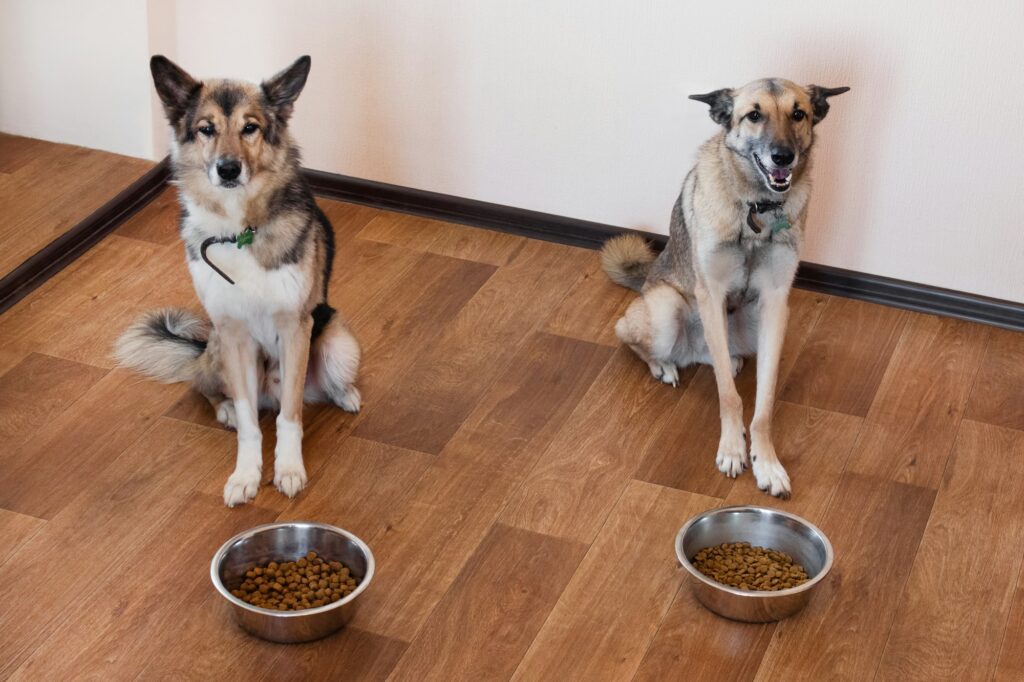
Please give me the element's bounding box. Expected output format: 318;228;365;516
770;148;795;167
216;158;242;181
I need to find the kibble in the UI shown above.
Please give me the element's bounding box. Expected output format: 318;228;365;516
231;551;359;611
690;542;809;591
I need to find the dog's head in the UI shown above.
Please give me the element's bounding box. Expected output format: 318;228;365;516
690;79;849;194
151;55;310;190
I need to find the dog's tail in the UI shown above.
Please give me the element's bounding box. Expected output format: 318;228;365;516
601;233;655;291
113;308;209;383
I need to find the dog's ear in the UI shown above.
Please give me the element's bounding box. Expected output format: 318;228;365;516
807;85;850;125
262;56;312;122
689;89;734;128
151;56;200;125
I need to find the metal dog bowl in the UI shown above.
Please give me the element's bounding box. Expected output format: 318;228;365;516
675;506;833;623
210;521;374;643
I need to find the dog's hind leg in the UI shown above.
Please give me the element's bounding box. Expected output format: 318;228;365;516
307;312;361;413
616;284;686;386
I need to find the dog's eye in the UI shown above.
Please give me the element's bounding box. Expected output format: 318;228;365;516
198;124;215;137
792;109;806;121
242;122;260;136
746;111;762;123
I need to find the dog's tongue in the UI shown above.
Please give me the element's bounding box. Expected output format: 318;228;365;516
771;167;791;182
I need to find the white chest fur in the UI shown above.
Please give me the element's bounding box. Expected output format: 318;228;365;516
184;199;311;356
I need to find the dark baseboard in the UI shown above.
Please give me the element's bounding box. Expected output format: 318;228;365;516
302;168;1023;331
0;158;172;315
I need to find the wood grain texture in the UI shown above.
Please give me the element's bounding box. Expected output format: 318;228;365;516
11;492;273;681
994;582;1024;681
257;628;409;682
0;368;188;519
0;352;106;452
754;473;935;681
780;296;908;416
846;314;989;488
0;134;153;279
352;332;611;640
966;327;1024;432
388;524;587;681
114;185;180;245
501;346;686;543
354;239;587;453
0;509;45;569
358;211;526;266
542;256;633;346
875;420;1024;681
0;418;234;678
319;198;388;245
513;481;719;681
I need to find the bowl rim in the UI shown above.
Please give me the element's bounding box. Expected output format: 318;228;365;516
674;505;834;598
210;520;375;618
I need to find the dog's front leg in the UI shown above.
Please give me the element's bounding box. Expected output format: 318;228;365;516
273;312;313;497
694;282;748;477
219;320;263;507
749;286;792;498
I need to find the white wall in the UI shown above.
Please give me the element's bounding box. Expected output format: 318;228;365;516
0;0;154;158
2;1;1022;302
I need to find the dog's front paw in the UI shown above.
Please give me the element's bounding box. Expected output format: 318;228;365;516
274;460;308;498
751;446;791;499
715;427;749;478
223;468;261;507
648;361;679;387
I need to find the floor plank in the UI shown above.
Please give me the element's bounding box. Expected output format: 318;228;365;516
994;581;1024;681
753;472;935;681
351;332;611;641
0;352;107;453
501;346;686;543
257;628;409;682
353;239;587;453
845;314;989;489
114;185;181;245
389;524;588;681
541;255;632;346
780;296;907;416
358;211;526;267
965;327;1024;432
0;134;153;279
512;481;720;681
10;492;274;681
0;509;45;569
874;420;1024;681
0;418;234;678
0;369;188;519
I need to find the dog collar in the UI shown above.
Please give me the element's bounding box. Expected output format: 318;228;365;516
199;226;257;285
746;201;789;235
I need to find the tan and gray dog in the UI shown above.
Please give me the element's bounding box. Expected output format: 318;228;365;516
602;78;849;498
116;56;361;507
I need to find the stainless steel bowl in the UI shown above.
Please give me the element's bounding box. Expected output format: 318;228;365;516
210;521;375;643
675;505;833;623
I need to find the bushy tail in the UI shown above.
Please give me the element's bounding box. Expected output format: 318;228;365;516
601;233;655;291
113;308;209;383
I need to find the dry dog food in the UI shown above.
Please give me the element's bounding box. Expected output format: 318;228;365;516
691;542;809;591
231;551;359;611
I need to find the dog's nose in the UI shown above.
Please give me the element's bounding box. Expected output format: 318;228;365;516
216;159;242;181
771;148;795;166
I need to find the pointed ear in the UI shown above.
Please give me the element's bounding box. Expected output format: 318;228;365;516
689;88;734;128
807;85;850;125
262;56;311;122
150;56;200;125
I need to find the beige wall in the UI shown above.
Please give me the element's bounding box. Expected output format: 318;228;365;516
2;1;1022;302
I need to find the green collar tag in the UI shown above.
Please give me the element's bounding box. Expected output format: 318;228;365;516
771;218;791;234
236;226;255;248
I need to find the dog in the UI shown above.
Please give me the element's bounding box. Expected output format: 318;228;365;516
602;78;849;498
115;55;361;507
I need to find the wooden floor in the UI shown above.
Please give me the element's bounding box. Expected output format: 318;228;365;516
0;133;153;280
1;185;1023;682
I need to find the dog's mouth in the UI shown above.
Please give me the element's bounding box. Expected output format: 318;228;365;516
753;155;793;193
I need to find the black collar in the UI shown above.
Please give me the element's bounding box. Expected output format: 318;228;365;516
200;226;257;285
746;200;784;234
